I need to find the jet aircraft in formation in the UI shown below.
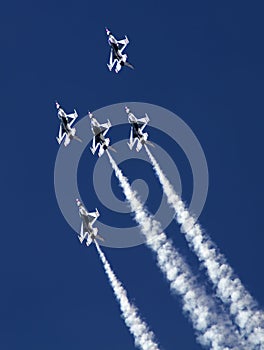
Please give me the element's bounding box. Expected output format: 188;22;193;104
76;199;103;246
55;104;154;154
89;112;116;157
125;106;154;151
106;28;134;73
55;29;154;246
55;101;82;146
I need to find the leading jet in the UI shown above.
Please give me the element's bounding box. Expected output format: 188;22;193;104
76;199;103;246
125;106;154;152
55;101;82;146
106;28;134;73
89;112;116;157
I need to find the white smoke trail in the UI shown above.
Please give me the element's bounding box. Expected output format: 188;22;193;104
106;151;243;349
94;240;160;350
145;145;264;349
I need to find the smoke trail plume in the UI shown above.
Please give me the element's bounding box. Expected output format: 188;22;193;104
94;240;160;350
145;145;264;349
106;151;242;349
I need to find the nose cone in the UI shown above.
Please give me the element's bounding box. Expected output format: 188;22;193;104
125;106;130;114
76;198;81;207
105;27;110;35
55;101;60;110
88;111;93;119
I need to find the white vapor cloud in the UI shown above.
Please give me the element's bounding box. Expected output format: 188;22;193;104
95;240;160;350
145;145;264;349
107;151;243;349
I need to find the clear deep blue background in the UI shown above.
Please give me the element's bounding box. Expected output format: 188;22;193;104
1;1;264;349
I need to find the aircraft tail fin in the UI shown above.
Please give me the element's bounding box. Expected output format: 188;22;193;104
96;234;104;242
70;128;82;143
108;145;117;153
73;135;82;143
124;61;134;70
99;138;112;157
63;128;82;146
146;140;155;148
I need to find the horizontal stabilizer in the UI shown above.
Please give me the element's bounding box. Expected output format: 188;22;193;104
64;136;71;147
90;147;96;155
98;146;105;157
78;235;84;244
136;141;143;152
56;136;62;144
86;237;93;247
127;142;133;150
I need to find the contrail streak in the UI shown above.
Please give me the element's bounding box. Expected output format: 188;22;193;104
145;145;264;349
94;240;160;350
106;150;242;349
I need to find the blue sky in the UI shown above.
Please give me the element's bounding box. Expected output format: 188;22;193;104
1;1;264;349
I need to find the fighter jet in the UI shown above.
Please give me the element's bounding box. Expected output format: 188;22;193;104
106;28;134;73
55;101;82;146
76;199;103;246
125;106;154;152
89;112;116;157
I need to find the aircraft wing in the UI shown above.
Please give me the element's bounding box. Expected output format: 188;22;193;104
92;124;102;136
96;234;104;242
100;127;108;136
136;115;150;125
88;210;99;220
100;121;111;130
84;209;100;225
118;36;129;53
67;109;78;120
66;111;77;127
100;120;111;136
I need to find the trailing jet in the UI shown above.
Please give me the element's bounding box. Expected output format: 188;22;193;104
89;112;116;157
106;28;134;73
125;106;154;152
55;101;82;146
76;199;103;246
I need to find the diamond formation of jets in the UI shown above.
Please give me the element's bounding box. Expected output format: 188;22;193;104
55;101;82;146
89;111;116;157
106;28;134;73
125;106;154;151
76;199;104;246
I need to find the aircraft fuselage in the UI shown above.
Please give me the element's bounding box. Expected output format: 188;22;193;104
94;130;107;149
132;123;144;139
61;116;71;134
108;38;123;60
